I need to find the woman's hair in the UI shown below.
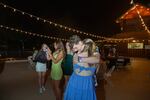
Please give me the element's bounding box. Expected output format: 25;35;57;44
54;40;65;51
65;42;71;53
82;39;96;57
41;43;48;51
54;40;66;57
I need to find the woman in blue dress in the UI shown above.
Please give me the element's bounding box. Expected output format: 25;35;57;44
64;35;100;100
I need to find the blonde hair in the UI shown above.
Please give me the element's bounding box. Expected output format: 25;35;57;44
82;39;96;57
41;43;48;51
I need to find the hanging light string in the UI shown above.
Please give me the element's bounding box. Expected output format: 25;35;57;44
95;37;134;43
0;2;105;39
130;0;150;35
0;2;132;41
0;25;68;41
135;6;150;35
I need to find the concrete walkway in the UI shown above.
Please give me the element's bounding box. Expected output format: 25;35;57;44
101;58;150;100
0;58;150;100
0;61;55;100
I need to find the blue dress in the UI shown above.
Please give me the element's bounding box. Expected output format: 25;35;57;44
64;64;97;100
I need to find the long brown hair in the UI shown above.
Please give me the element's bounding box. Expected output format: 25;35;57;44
54;40;65;56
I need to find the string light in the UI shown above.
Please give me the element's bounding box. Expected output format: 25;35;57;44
0;2;136;41
0;3;105;38
129;1;150;35
13;9;16;12
59;24;62;27
37;17;40;20
54;23;57;26
95;37;134;43
4;5;6;7
135;6;150;35
130;0;134;5
0;24;68;41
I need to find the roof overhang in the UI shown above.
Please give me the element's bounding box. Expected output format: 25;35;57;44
116;4;150;23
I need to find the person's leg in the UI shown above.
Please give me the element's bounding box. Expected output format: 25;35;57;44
38;72;42;93
44;69;50;86
64;75;69;88
94;75;98;87
41;72;46;91
108;59;116;75
51;80;57;97
55;80;62;100
106;65;115;77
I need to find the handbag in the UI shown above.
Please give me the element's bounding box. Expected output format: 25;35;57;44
34;51;47;63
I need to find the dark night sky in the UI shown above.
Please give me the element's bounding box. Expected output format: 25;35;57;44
0;0;150;48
